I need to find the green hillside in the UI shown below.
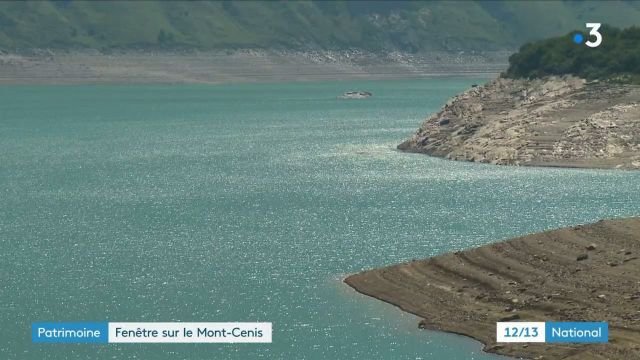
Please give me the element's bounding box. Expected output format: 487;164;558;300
505;25;640;83
1;1;640;51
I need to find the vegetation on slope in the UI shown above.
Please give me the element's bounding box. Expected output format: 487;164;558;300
505;25;640;83
1;1;640;51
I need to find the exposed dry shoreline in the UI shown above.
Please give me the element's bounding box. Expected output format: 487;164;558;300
345;218;640;359
0;49;507;84
399;76;640;170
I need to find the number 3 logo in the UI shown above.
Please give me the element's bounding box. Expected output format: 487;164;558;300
585;23;602;48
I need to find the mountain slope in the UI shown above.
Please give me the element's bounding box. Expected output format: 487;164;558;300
2;1;640;51
505;25;640;82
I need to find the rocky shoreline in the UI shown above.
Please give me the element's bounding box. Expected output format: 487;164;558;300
399;76;640;169
0;49;507;84
345;218;640;359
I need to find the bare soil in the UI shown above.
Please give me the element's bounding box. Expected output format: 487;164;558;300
0;49;507;84
345;218;640;359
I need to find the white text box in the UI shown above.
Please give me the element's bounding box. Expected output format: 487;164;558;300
108;322;272;343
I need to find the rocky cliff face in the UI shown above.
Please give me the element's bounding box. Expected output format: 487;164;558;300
399;76;640;169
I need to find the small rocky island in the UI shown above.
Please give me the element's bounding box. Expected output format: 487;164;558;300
398;76;640;169
345;217;640;359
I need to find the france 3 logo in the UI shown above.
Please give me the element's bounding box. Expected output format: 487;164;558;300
573;23;602;48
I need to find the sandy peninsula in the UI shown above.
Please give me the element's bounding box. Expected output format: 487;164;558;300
345;217;640;359
398;76;640;169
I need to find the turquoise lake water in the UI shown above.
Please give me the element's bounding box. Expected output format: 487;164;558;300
1;79;639;359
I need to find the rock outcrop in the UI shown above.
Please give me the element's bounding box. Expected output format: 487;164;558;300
345;217;640;359
399;76;640;169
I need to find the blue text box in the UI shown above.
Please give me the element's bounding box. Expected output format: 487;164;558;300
545;322;608;343
32;322;108;343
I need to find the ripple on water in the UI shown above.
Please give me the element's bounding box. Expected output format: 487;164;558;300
1;80;638;359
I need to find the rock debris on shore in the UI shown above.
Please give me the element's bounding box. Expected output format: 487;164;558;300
399;76;640;169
